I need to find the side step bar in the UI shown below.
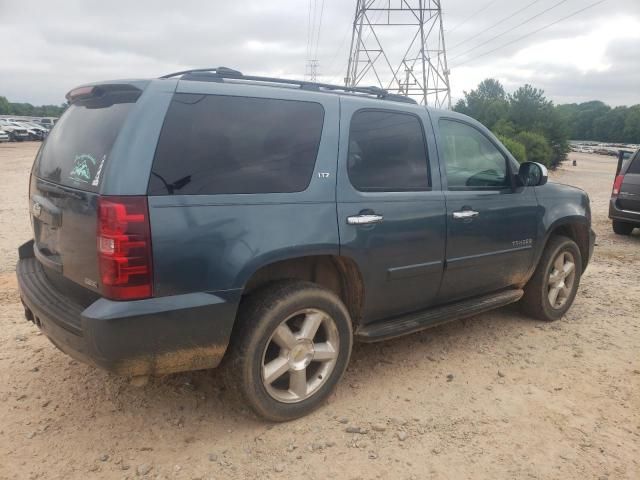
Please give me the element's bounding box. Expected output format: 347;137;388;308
355;289;524;343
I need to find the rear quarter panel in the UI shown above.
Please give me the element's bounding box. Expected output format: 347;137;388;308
147;82;341;296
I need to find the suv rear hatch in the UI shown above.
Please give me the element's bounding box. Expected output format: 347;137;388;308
30;83;153;302
615;150;640;212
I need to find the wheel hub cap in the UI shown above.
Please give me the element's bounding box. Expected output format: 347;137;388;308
288;340;314;370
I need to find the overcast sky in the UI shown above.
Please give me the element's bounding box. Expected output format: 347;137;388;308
1;0;639;107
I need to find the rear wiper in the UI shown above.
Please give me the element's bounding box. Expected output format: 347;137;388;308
150;172;191;195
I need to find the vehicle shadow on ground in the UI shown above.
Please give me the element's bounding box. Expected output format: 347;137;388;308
29;302;534;433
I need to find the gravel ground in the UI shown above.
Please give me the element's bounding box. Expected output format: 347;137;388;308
0;143;638;480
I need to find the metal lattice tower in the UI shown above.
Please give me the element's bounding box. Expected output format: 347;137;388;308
345;0;451;108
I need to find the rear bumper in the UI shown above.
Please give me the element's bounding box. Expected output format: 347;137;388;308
16;243;240;376
609;198;640;225
588;228;596;266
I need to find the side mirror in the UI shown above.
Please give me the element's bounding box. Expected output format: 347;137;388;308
518;162;548;187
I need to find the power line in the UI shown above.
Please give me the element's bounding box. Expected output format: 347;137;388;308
323;26;353;83
449;0;570;62
306;0;324;80
447;0;502;34
449;0;542;51
306;0;314;61
452;0;607;67
314;0;326;60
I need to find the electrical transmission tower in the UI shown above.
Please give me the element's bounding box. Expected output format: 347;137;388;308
345;0;451;108
305;59;320;81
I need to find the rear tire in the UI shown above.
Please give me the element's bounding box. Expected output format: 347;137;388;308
227;281;353;421
612;220;634;235
521;235;582;321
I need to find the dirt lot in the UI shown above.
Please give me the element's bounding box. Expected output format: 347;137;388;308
0;143;638;480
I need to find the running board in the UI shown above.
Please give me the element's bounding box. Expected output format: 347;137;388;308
355;289;524;343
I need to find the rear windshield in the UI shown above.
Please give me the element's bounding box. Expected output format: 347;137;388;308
35;90;139;192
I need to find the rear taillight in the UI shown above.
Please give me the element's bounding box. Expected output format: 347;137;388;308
97;196;153;300
612;175;624;197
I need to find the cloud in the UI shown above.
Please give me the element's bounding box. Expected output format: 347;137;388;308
0;0;638;107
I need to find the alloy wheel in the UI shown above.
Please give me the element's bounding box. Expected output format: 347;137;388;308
547;251;576;309
261;308;340;403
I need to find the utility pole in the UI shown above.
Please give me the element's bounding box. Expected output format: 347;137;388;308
345;0;451;108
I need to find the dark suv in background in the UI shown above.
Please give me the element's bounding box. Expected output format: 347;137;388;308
610;149;640;235
17;68;595;420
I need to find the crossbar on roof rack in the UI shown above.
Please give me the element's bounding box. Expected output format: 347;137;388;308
159;67;417;104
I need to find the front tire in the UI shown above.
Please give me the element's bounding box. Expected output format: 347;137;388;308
228;281;353;421
612;220;634;235
521;235;582;321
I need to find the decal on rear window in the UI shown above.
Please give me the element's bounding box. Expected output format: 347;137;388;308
68;154;97;185
91;155;106;187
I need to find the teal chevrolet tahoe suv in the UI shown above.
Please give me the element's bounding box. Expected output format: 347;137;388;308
17;67;595;420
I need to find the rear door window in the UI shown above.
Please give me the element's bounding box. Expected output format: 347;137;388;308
347;110;430;192
35;91;139;192
148;94;325;195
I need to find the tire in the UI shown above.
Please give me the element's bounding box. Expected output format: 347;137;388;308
227;281;353;421
612;220;634;235
521;235;582;321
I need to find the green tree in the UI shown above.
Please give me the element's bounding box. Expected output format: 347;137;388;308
498;135;527;163
623;105;640;144
454;79;509;129
515;131;553;167
592;106;626;142
0;96;10;114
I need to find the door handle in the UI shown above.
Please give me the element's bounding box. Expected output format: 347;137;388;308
452;210;479;220
347;214;384;225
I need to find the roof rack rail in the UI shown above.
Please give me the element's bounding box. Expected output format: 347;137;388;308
159;67;417;104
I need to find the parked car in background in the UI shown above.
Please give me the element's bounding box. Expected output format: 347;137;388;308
11;121;43;141
17;68;595;421
15;121;47;140
35;117;57;129
610;149;640;235
0;119;29;141
0;128;9;142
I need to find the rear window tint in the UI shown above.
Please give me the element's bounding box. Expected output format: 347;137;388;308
148;94;324;195
626;151;640;174
35;92;138;192
347;110;430;192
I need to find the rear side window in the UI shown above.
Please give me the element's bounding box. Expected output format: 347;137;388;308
35;91;139;192
347;110;430;192
148;94;324;195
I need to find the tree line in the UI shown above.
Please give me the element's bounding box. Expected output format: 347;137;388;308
0;96;67;118
453;79;640;168
557;101;640;144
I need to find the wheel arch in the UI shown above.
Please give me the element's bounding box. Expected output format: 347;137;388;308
239;254;366;327
540;217;591;272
